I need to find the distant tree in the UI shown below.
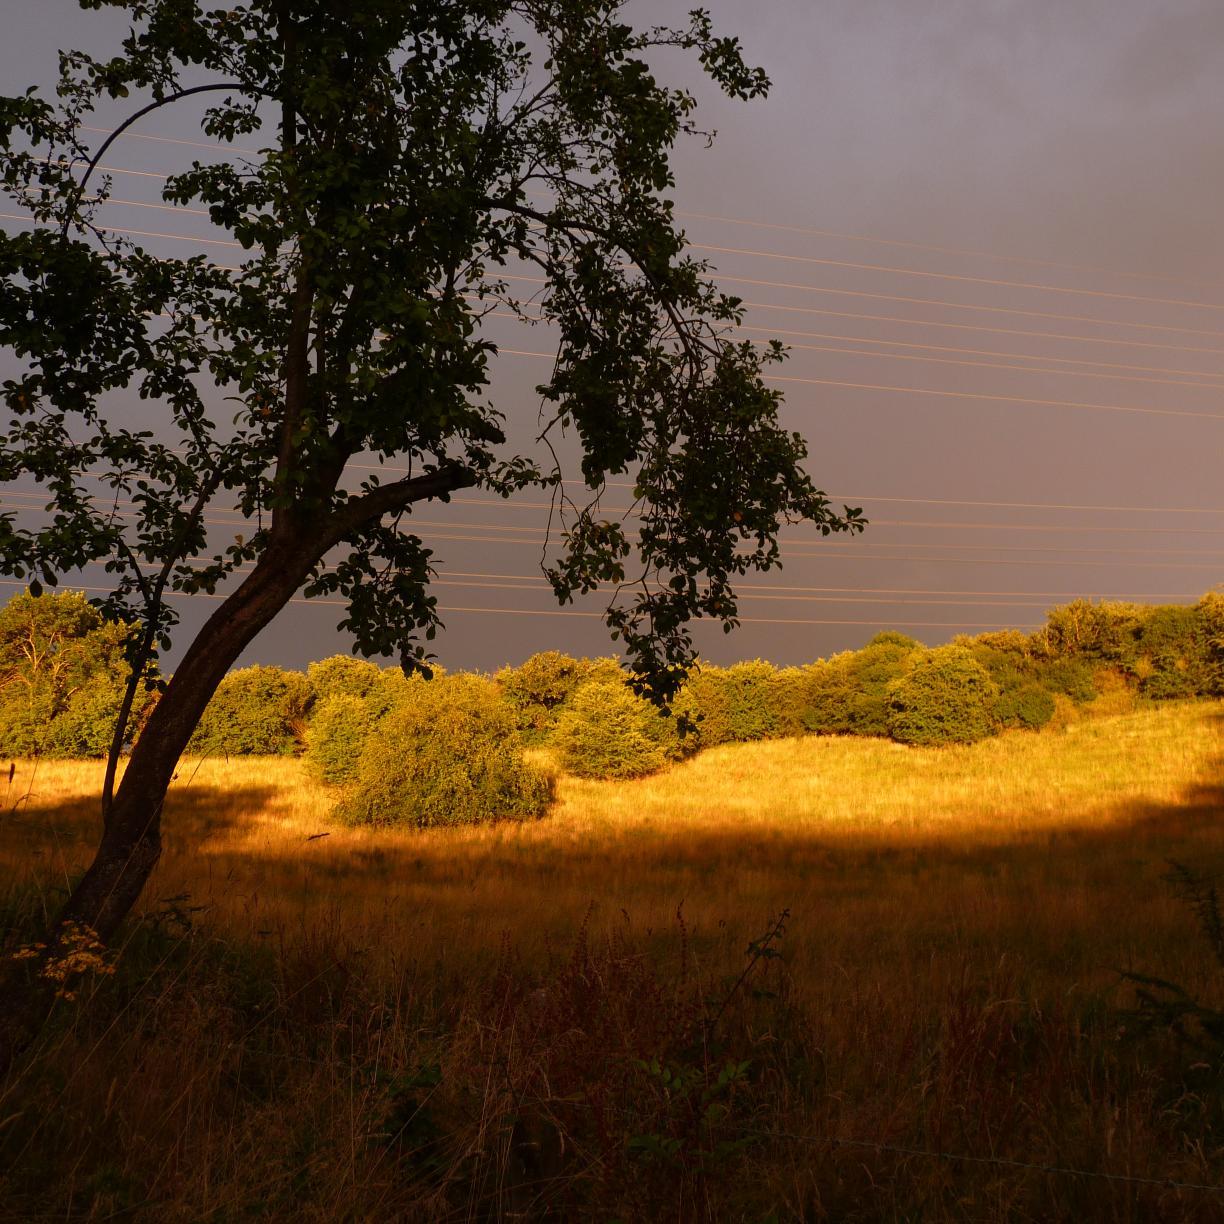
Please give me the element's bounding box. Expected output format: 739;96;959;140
0;0;860;1061
0;589;152;757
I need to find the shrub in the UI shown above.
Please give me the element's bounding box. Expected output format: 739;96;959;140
551;678;675;779
1034;657;1098;703
362;668;419;721
1038;599;1146;666
305;694;373;783
773;666;814;738
672;666;735;750
337;674;553;828
886;645;1000;746
1136;605;1212;698
1198;593;1224;696
188;665;312;756
306;655;383;708
496;652;622;741
721;660;784;742
803;633;921;737
992;683;1055;731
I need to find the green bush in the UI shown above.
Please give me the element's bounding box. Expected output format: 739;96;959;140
672;666;735;750
306;655;383;708
0;590;153;758
337;674;552;828
803;633;921;737
188;665;312;756
992;683;1055;731
361;668;419;721
1034;657;1098;703
1136;606;1212;698
305;694;373;783
720;660;785;742
887;645;1000;746
1198;593;1224;696
773;666;814;738
551;678;676;779
495;651;621;742
1039;599;1146;662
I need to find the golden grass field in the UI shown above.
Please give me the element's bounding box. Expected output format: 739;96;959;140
3;700;1224;1220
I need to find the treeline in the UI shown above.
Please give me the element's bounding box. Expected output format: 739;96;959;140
2;591;1222;827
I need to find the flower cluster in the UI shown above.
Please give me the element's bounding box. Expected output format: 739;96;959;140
9;922;115;1001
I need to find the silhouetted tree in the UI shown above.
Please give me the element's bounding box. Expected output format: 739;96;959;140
0;0;861;1061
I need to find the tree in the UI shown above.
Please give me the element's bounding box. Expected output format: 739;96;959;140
0;589;152;757
0;0;861;1059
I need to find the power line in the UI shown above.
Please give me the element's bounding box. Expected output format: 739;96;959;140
735;329;1224;390
0;579;1043;630
494;345;1224;422
79;124;261;156
8;492;1224;553
14;188;1224;341
80;206;1224;355
673;208;1224;294
436;571;1200;601
688;242;1224;313
58;139;1224;310
77;192;1224;315
36;457;1224;517
697;272;1224;341
483;307;1224;393
339;461;1224;517
78;124;1224;297
732;296;1224;358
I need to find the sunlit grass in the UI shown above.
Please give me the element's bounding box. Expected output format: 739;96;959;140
3;700;1223;1219
5;700;1222;986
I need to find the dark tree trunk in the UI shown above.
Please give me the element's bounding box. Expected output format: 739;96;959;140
0;538;318;1070
0;464;474;1073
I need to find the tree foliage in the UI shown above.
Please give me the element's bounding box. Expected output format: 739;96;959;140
0;1;861;709
0;0;863;1015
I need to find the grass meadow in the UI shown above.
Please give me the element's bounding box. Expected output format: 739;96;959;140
2;700;1224;1220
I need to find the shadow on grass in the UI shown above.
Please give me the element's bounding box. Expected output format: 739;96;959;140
3;711;1224;954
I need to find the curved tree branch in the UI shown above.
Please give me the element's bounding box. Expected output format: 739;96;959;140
63;82;263;238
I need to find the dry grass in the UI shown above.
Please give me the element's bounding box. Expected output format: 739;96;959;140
2;701;1224;1220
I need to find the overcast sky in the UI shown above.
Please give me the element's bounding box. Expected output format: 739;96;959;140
2;0;1222;673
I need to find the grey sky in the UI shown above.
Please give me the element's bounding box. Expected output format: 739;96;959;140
2;0;1221;673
